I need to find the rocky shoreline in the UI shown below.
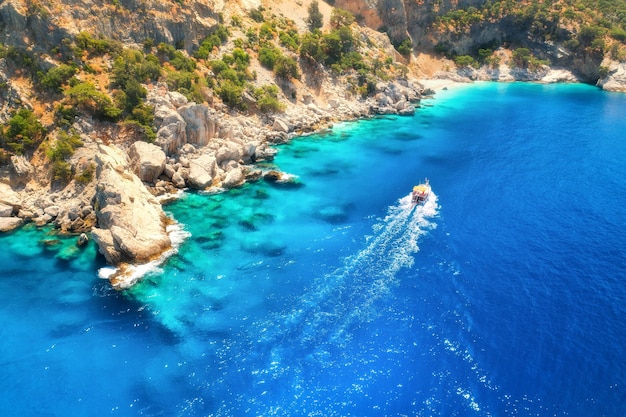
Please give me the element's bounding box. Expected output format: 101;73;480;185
0;63;618;289
0;74;425;288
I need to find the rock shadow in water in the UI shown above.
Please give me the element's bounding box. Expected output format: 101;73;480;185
240;239;286;257
312;203;354;224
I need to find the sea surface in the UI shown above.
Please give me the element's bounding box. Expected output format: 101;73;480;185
1;82;625;416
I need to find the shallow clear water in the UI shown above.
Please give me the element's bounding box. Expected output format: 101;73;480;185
1;82;625;416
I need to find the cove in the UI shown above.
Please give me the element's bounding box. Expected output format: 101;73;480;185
1;82;625;416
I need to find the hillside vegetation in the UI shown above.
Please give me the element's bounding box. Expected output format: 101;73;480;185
0;1;405;178
0;0;625;180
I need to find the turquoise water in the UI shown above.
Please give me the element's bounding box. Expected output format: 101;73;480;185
1;82;625;416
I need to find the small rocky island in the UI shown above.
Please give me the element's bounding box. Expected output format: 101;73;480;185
1;0;625;288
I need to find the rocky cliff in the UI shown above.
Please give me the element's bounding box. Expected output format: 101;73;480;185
336;0;626;84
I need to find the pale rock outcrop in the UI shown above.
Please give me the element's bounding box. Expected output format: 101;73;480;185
9;155;33;186
272;118;291;133
178;103;219;147
171;171;186;188
0;217;22;232
154;107;187;155
0;183;21;212
187;153;216;189
222;167;245;189
43;205;60;218
0;203;13;217
90;144;171;268
216;142;243;166
598;61;626;92
129;141;167;183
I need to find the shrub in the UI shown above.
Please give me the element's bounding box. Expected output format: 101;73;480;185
279;31;300;51
47;130;83;183
299;32;323;62
330;8;355;29
75;32;121;56
258;45;281;69
578;25;606;47
164;69;196;92
218;79;244;108
3;108;46;154
47;130;82;162
249;6;264;23
65;82;122;120
170;51;196;72
253;85;285;113
511;48;532;68
210;59;229;75
51;159;72;182
274;55;300;79
111;49;161;88
39;64;77;92
455;55;477;68
259;22;276;40
195;24;230;59
396;38;412;57
75;163;95;184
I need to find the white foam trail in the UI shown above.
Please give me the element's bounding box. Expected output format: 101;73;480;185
261;192;439;346
97;220;191;289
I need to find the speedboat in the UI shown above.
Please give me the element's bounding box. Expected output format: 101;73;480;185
412;178;430;204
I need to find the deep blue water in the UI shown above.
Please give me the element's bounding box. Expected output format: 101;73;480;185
1;82;625;416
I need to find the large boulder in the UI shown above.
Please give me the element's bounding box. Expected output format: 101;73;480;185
187;153;216;189
10;155;33;186
129;141;166;183
0;183;21;212
222;167;244;189
0;217;23;232
216;142;243;165
91;144;171;270
154;106;187;155
598;61;626;92
178;103;219;147
272;117;290;133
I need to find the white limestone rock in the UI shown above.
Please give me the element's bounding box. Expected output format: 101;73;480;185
598;61;626;92
0;217;23;232
154;107;187;155
178;103;219;147
0;203;13;217
272;117;290;133
129;141;166;183
187;153;216;189
216;142;243;165
91;144;171;266
222;167;245;189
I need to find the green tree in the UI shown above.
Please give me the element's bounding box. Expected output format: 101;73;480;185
3;108;46;154
396;38;412;57
299;32;323;62
39;64;77;92
511;48;532;68
330;8;355;29
455;55;478;68
65;82;121;120
253;85;285;113
259;46;280;69
307;1;324;31
274;55;299;79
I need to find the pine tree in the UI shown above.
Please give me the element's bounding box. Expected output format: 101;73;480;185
307;1;324;31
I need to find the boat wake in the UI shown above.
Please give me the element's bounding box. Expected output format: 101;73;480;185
226;193;440;411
